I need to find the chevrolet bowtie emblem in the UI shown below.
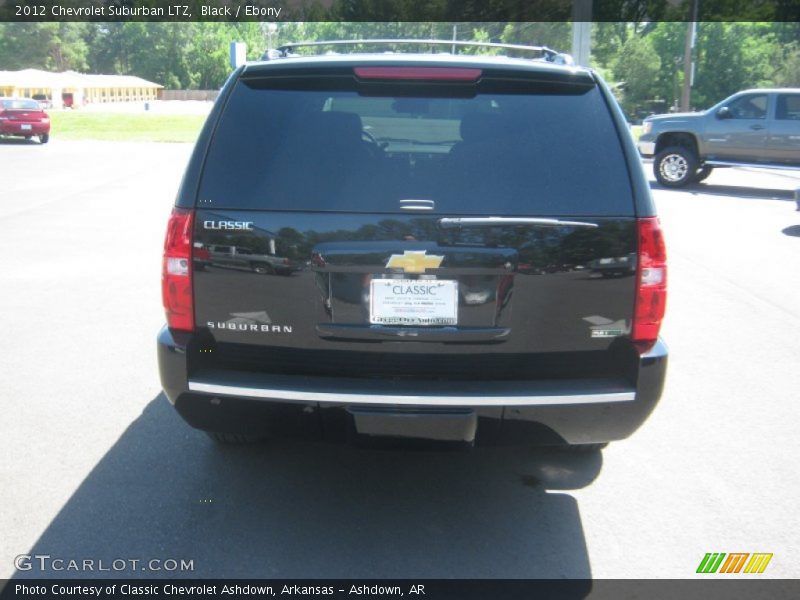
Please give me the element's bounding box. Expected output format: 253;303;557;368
385;251;444;273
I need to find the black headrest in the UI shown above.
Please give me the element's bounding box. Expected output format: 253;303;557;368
314;111;363;143
459;112;513;143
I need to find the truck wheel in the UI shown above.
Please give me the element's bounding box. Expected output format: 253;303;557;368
654;146;698;188
251;262;274;275
691;166;713;183
39;134;49;144
206;431;264;444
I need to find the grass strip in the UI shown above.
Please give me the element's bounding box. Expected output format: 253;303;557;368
49;112;206;143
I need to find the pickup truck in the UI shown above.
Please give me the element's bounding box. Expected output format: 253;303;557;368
198;244;298;275
638;88;800;187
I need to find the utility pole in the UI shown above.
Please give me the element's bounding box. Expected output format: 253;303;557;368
680;0;699;111
267;22;278;52
571;0;592;66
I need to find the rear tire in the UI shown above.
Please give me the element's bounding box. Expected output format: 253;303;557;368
206;431;264;444
251;262;274;275
39;133;49;144
654;146;698;188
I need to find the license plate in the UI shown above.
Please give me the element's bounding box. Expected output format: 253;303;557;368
369;279;458;326
20;124;32;130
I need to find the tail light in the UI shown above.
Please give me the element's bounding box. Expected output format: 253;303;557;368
162;207;194;331
632;217;667;351
354;67;482;81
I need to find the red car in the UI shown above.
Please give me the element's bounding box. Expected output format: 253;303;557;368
0;98;50;144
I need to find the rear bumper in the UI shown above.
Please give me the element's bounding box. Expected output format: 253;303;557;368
0;122;49;135
158;326;667;446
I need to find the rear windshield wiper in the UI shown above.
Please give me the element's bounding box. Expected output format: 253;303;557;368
375;137;461;146
438;217;598;228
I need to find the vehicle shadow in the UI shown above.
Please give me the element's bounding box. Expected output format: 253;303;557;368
0;137;42;146
649;180;796;201
15;394;600;586
782;225;800;238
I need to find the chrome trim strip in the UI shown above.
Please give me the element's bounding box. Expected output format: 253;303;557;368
704;161;800;171
400;199;435;211
316;323;511;342
188;381;635;406
637;141;656;155
439;217;598;228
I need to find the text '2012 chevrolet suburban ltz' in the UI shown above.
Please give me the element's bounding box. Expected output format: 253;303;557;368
158;40;668;450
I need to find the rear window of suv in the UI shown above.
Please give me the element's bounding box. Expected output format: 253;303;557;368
198;72;634;216
2;99;40;110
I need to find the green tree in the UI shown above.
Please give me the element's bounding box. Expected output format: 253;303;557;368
612;34;661;118
2;20;797;98
188;24;237;89
692;22;778;109
774;42;800;87
647;22;686;111
119;23;197;88
86;23;137;74
501;22;570;51
0;23;88;71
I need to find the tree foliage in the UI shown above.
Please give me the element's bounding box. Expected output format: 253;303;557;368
0;20;797;110
612;33;661;118
774;42;800;87
0;23;89;71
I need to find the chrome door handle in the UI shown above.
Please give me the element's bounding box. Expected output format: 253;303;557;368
399;199;435;211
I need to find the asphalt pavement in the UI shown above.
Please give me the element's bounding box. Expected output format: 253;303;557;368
1;139;798;580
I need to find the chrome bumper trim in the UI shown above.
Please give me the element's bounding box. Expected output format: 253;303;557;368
188;381;636;407
638;141;656;155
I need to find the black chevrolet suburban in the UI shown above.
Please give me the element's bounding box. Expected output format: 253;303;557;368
158;41;668;449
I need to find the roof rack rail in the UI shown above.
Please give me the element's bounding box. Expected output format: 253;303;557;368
263;39;574;65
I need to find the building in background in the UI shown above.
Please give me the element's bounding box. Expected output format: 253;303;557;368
0;69;163;108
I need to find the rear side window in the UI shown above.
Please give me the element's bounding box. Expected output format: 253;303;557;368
727;94;768;119
776;94;800;120
198;74;634;216
2;99;39;110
